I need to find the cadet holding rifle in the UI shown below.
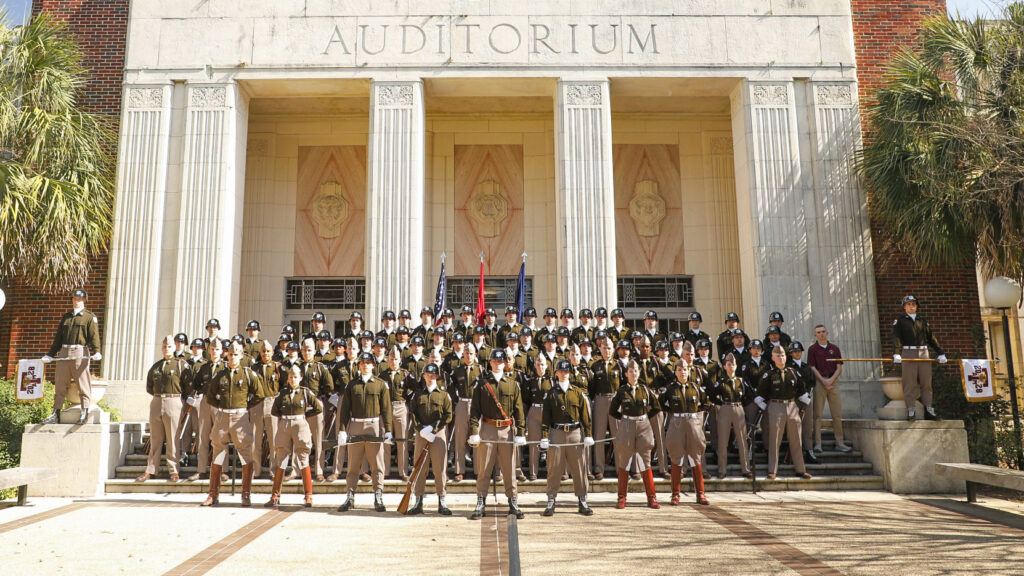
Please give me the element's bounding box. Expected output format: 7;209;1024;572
405;363;454;516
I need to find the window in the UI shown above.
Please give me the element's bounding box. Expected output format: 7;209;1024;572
617;275;695;336
446;276;533;311
285;278;366;310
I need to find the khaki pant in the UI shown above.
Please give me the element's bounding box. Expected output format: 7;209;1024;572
146;396;182;476
345;419;385;492
666;413;705;469
813;382;846;445
210;409;255;466
613;417;654;472
250;397;277;476
766;401;806;475
54;345;91;410
526;405;544;477
306;411;325;476
451;399;472;475
196;397;216;474
716;404;750;475
592;393;619;473
546;428;588;499
651;411;669;474
274;416;312;469
901;347;933;411
475;422;517;499
413;426;448;497
389;402;410;477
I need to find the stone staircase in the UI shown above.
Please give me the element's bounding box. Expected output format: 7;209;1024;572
106;426;884;494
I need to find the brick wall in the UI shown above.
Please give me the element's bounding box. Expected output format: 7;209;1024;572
850;0;985;358
0;0;129;378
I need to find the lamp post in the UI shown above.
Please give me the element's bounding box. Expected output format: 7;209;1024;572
985;276;1023;469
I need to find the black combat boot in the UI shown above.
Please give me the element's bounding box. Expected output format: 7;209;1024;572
373;490;386;512
438;496;452;516
407;496;424;516
470;497;486;520
578;497;593;516
542;498;556;517
338;490;355;512
508;497;525;519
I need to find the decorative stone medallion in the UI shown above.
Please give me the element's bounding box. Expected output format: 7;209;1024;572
629;179;666;237
127;87;163;109
310;180;351;239
468;179;510;238
751;84;789;106
565;84;603;106
190;86;227;108
814;84;853;107
376;84;414;106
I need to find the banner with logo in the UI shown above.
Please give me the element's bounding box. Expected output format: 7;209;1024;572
16;358;45;402
961;359;995;403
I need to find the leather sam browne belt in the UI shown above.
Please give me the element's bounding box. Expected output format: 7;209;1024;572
619;414;647;421
552;422;580;431
483;417;513;428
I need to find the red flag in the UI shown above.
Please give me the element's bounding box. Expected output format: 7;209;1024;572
476;254;486;325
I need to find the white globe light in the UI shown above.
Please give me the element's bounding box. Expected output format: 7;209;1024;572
0;288;5;311
985;276;1022;310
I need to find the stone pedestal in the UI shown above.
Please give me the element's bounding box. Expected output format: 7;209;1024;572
845;419;969;494
876;376;923;420
19;423;142;497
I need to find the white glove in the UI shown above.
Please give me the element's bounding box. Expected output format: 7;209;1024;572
937;354;948;365
41;355;53;364
328;393;339;407
468;434;481;447
893;354;902;364
514;436;527;446
338;431;348;445
583;436;595;447
798;393;811;405
420;428;436;442
539;438;550;450
186;396;197;407
383;432;393;442
754;396;767;411
90;352;102;361
422;424;433;434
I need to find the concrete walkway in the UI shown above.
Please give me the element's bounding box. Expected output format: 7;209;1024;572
2;491;1022;575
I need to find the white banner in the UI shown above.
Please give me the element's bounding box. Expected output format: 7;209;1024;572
961;359;996;403
16;359;45;402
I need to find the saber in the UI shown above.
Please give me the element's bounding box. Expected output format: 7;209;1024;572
748;409;764;494
826;358;940;363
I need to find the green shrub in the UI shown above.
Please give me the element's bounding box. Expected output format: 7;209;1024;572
0;378;55;499
933;367;1014;466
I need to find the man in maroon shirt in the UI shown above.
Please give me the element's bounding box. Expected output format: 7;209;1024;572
807;325;852;453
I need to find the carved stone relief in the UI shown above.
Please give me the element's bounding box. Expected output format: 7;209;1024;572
467;179;510;238
310;180;351;239
629;179;666;237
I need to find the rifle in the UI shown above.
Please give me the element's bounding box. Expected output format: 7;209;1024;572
747;409;764;494
176;402;193;441
398;445;430;515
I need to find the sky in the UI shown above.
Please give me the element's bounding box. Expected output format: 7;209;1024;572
1;0;31;26
947;0;1011;18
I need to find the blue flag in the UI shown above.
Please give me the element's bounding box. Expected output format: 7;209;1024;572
433;255;447;326
514;260;526;323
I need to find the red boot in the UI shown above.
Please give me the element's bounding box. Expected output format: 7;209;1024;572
693;464;709;505
301;466;314;508
241;463;254;507
265;468;283;508
642;469;660;509
201;464;222;507
615;468;628;509
670;465;682;506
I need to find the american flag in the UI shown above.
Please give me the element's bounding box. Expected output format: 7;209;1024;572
432;254;447;326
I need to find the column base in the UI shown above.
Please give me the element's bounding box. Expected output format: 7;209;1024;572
845;419;969;494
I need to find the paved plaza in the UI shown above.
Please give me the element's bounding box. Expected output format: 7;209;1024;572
3;491;1022;575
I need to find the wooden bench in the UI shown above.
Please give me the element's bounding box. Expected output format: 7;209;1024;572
0;467;57;505
934;463;1024;503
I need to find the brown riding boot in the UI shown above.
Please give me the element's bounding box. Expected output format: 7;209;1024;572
693;464;709;505
301;467;314;508
670;465;682;506
241;463;254;507
201;464;222;507
642;468;661;509
615;468;629;509
265;468;284;508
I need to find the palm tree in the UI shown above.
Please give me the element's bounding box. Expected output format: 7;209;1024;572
0;11;115;292
859;3;1024;285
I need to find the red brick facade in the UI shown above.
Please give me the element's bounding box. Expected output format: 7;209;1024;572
850;0;985;359
0;0;129;377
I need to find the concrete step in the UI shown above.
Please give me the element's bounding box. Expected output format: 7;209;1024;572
114;461;876;480
105;474;884;494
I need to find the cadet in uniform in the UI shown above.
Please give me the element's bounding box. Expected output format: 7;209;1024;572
712;354;753;480
265;364;322;508
662;359;710;505
683;312;711;348
380;347;416;481
136;336;192;483
186;338;225;482
892;295;946;420
299;338;333;481
243;320;269;359
787;341;818;463
338;352;394;513
540;359;594;517
41;289;102;425
525;354;553;480
451;343;484;482
590;340;626;480
467;349;527;520
406;363;454;516
177;338;207;464
764;312;793;351
753;346;813;481
716;313;747;362
173;333;190;358
251;341;281;479
202;341;265;507
610;359;662;509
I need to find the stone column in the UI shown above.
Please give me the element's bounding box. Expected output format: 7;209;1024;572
730;80;813;339
365;80;425;321
102;83;174;381
554;79;617;311
805;81;882;409
172;82;249;336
